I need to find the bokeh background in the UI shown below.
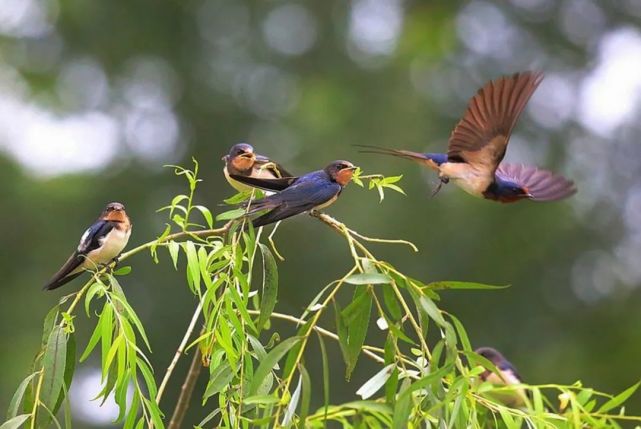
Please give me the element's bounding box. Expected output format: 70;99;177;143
2;0;641;426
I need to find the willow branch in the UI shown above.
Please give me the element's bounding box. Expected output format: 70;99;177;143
156;300;203;404
168;342;203;429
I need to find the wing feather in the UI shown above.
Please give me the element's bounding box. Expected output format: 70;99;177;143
448;72;544;173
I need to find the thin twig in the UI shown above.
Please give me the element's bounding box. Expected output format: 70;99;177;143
156;299;203;404
168;342;203;429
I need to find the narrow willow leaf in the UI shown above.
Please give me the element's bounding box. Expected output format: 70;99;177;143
113;266;132;276
123;393;140;429
41;306;60;348
425;281;509;291
216;208;246;221
203;363;235;402
40;326;67;421
249;337;300;395
167;241;180;269
84;282;103;316
6;373;39;419
198;409;221;427
143;398;165;429
344;273;391;285
298;365;311;429
356;364;394;400
449;314;471;352
340;286;372;379
317;333;330;423
257;243;278;332
597;382;640;413
194;205;214;228
53;332;76;413
382;285;402;321
392;379;412;429
282;375;302;427
418;296;446;327
0;414;30;429
184;241;201;293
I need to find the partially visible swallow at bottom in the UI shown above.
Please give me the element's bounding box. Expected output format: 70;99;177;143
229;160;357;228
475;346;528;408
222;142;293;193
43;202;132;291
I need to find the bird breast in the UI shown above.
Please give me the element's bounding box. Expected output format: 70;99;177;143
438;162;493;197
84;227;131;267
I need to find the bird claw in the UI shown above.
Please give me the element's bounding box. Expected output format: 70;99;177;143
431;177;449;197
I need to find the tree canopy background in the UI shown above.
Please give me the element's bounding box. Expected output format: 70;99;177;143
1;0;641;427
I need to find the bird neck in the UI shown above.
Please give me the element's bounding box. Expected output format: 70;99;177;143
425;153;448;166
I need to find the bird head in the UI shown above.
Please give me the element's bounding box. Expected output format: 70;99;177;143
102;202;128;222
325;160;357;186
475;347;507;367
224;143;256;171
496;181;532;202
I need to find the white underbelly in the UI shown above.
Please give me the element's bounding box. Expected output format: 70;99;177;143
83;228;131;268
224;167;276;195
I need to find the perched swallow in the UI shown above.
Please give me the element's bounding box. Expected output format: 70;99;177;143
43;202;132;291
222;143;293;193
230;160;356;227
358;72;576;203
475;347;527;407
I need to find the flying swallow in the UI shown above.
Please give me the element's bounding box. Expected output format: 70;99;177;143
358;72;576;203
229;160;356;227
222;143;293;193
475;347;527;407
43;202;132;291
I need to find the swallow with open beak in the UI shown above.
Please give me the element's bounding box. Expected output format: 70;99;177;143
475;347;528;407
358;72;576;203
222;143;293;193
229;160;356;227
43;202;132;290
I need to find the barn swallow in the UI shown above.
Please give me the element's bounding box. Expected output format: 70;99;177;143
222;143;293;193
358;72;576;203
229;160;356;227
475;347;527;407
43;202;132;291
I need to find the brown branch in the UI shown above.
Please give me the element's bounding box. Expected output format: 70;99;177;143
168;345;203;429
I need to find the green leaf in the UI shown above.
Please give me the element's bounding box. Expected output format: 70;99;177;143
418;296;446;327
425;281;509;291
40;326;67;420
203;363;235;402
84;281;103;317
168;241;180;269
249;337;300;395
53;332;76;413
6;373;39;419
113;266;132;276
41;306;60;348
317;333;330;423
597;382;640;413
184;241;201;293
193;205;214;228
216;208;246;221
298;364;311;429
223;191;252;205
0;414;30;429
392;379;412;429
344;273;391;285
337;286;372;379
257;243;278;333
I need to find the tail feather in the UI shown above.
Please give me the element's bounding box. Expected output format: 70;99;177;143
354;145;443;171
